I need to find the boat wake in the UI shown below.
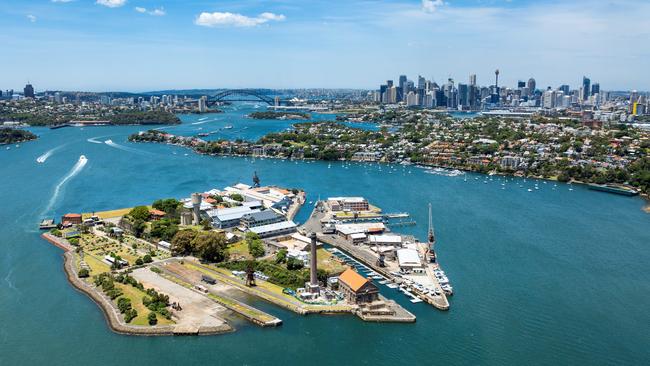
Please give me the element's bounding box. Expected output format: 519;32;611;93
87;137;104;144
191;118;220;125
104;139;151;155
41;155;88;216
36;145;63;163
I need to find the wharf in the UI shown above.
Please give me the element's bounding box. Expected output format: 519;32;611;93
304;203;450;311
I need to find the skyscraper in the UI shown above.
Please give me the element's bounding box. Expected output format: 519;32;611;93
559;85;570;95
582;76;591;100
527;78;536;93
398;75;407;102
458;83;469;109
470;74;477;86
591;83;600;96
23;83;35;98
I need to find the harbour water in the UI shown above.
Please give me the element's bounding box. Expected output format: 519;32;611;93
1;104;649;365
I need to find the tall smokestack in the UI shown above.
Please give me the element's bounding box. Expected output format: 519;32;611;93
309;232;318;287
191;193;202;225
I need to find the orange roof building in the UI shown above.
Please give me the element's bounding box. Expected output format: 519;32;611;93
149;209;166;220
61;213;82;225
338;268;379;305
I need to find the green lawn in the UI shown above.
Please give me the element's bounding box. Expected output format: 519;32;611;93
227;240;253;260
116;283;174;326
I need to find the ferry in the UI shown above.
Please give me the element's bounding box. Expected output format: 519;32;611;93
587;183;639;196
223;125;234;129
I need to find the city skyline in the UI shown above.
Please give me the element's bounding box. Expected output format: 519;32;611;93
2;0;649;91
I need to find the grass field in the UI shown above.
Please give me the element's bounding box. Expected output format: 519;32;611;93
227;240;252;260
116;282;174;326
316;248;347;274
80;253;111;275
82;206;148;220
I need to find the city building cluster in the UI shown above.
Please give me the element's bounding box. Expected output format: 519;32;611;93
372;73;649;123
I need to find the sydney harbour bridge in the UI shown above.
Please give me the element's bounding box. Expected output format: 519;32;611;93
190;89;292;107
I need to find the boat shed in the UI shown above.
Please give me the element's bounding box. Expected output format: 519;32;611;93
396;248;421;271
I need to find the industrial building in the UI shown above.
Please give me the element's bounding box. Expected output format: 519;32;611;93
337;268;380;304
248;220;297;238
327;197;370;212
396;248;422;273
205;201;263;228
240;210;285;229
335;222;386;241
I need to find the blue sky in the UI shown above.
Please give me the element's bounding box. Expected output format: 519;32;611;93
1;0;648;92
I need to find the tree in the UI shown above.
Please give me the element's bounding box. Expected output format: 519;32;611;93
152;198;181;216
148;312;158;326
171;230;197;255
78;268;89;278
124;309;137;323
200;218;212;231
131;219;146;238
150;219;179;241
230;193;244;202
275;249;288;264
191;231;228;262
117;297;132;313
129;206;151;222
135;258;144;266
143;254;153;263
286;257;304;270
248;240;265;258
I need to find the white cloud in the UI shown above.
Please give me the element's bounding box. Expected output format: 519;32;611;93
259;12;286;21
195;12;286;27
422;0;444;13
149;8;165;16
135;6;165;16
26;14;37;23
96;0;126;8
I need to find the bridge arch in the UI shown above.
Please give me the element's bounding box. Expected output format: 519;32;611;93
209;89;276;105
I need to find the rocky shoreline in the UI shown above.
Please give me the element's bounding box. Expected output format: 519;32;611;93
42;233;233;336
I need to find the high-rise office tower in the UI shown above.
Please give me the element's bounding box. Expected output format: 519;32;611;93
398;75;407;102
23;83;35;98
527;78;536;93
582;76;591;100
470;74;477;86
591;83;600;96
458;83;469;109
559;85;570;95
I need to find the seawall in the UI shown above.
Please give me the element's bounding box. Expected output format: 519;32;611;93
41;233;232;336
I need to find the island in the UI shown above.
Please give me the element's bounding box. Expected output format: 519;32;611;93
248;111;310;120
41;180;424;336
0;128;37;145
